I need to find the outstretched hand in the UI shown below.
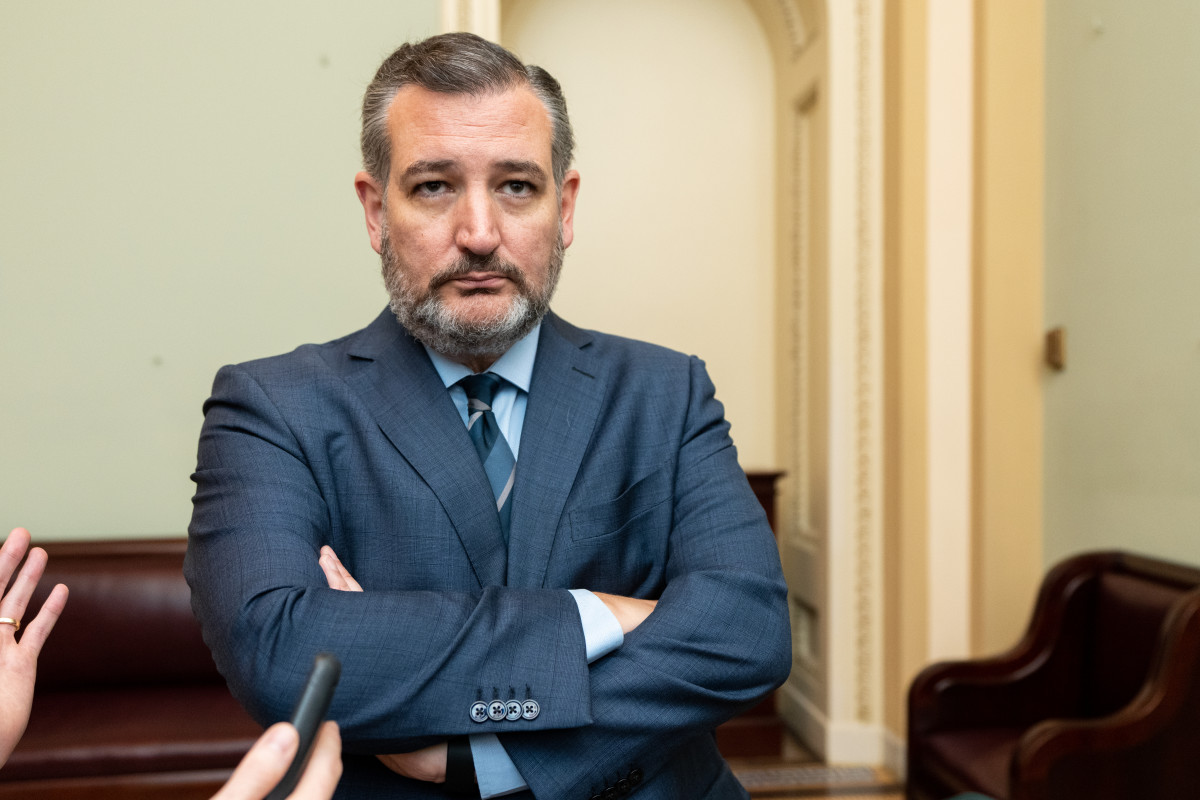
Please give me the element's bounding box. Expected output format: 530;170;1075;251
0;528;69;768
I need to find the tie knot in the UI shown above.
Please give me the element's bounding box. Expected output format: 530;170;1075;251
459;372;503;407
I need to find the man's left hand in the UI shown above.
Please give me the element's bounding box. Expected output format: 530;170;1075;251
375;742;448;784
318;546;447;784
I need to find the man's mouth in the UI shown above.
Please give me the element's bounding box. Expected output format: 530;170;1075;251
445;272;508;291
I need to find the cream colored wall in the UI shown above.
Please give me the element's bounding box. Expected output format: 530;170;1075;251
0;1;439;539
500;0;778;471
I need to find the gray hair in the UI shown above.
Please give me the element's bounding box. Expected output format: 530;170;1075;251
361;32;574;192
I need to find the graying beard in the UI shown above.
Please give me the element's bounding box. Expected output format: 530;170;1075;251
390;287;539;360
381;236;561;361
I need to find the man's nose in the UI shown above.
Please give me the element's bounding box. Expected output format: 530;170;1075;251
453;188;501;256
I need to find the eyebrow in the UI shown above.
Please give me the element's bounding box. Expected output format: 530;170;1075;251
401;160;455;180
496;160;548;182
399;159;549;183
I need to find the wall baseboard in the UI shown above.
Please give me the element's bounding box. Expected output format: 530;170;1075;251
884;728;906;780
778;682;890;765
778;682;828;760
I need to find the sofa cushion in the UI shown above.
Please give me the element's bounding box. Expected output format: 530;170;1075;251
0;686;262;781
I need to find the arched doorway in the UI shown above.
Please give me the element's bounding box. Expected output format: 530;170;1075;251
454;0;892;767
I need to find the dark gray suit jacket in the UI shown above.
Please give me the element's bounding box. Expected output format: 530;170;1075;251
185;309;790;799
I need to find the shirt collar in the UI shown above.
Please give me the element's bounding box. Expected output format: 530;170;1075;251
424;322;541;392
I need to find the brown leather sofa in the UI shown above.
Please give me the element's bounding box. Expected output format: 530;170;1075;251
907;550;1200;800
0;538;262;800
0;476;784;798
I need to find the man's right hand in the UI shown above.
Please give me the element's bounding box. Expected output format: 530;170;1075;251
318;546;450;784
590;592;657;634
319;547;362;592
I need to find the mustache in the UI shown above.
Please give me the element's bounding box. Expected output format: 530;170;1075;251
429;252;529;292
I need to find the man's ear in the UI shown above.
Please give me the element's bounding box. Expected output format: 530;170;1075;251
559;169;581;249
355;171;385;254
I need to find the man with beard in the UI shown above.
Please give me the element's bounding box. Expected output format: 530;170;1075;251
186;33;789;800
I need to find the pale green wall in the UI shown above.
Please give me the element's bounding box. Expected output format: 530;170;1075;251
0;1;438;540
1044;1;1200;566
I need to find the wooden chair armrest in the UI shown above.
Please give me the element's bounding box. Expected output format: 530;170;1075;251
909;650;1057;732
1013;592;1200;800
909;555;1119;734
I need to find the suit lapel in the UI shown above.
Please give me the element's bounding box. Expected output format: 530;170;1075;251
507;313;606;588
341;310;507;587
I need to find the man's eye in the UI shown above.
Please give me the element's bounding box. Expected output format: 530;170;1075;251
503;181;533;196
415;181;447;195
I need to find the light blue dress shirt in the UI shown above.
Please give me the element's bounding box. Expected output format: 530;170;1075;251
424;323;624;798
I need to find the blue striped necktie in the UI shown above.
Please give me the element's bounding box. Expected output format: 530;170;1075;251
458;373;516;543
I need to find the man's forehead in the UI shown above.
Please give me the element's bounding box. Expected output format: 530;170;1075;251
385;84;553;168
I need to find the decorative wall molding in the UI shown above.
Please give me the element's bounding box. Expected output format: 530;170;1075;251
808;0;884;757
772;0;815;59
850;0;882;728
788;101;814;549
772;0;884;761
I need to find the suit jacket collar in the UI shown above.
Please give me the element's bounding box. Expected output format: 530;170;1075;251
341;309;605;590
342;310;508;587
507;312;604;588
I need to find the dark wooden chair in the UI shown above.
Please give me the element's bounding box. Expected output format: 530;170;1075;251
907;550;1200;800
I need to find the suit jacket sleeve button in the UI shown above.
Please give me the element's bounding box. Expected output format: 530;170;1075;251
487;700;507;721
470;701;489;723
628;768;643;784
521;699;541;720
616;778;631;793
602;789;618;800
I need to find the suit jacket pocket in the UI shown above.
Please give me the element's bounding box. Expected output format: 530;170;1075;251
568;468;672;542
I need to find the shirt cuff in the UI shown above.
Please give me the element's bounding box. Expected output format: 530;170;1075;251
569;588;624;663
470;734;527;798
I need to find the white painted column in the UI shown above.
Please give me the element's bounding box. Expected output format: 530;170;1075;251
925;0;975;661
